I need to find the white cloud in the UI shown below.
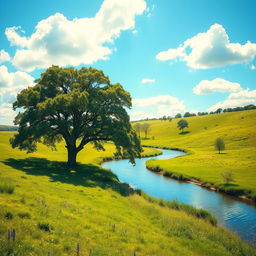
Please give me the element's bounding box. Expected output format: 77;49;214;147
132;29;138;34
156;24;256;69
131;95;185;119
0;65;34;104
208;89;256;111
6;0;146;72
251;64;256;70
141;78;155;84
0;103;16;125
129;110;154;121
0;50;11;64
193;78;242;95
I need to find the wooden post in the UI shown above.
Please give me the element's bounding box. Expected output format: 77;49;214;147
47;252;50;256
12;229;16;241
8;230;11;241
134;249;136;256
77;243;80;256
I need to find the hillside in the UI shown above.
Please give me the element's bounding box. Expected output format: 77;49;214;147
137;110;256;200
0;125;18;131
0;132;255;255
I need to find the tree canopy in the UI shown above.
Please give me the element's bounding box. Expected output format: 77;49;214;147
177;119;188;132
215;138;225;154
10;66;141;166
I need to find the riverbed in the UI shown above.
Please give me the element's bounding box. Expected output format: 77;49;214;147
102;148;256;244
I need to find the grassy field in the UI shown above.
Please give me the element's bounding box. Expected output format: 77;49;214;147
0;132;255;255
138;110;256;200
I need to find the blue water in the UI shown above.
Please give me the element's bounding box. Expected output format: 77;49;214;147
102;149;256;244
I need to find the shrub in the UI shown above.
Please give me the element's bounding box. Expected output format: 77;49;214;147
221;171;235;184
5;211;14;219
38;222;53;232
0;180;15;194
18;212;31;219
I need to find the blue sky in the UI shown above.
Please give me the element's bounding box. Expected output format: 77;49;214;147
0;0;256;124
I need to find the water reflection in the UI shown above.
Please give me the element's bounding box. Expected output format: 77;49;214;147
102;149;256;244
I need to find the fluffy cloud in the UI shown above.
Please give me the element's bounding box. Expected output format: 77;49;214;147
193;78;242;95
156;24;256;69
251;65;256;70
6;0;146;72
0;103;16;125
208;89;256;111
131;95;185;120
0;50;10;64
0;65;35;124
141;78;155;84
129;110;154;121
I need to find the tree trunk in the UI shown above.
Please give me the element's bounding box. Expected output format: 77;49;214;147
67;146;78;167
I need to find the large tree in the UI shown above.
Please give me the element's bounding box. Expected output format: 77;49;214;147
10;66;141;166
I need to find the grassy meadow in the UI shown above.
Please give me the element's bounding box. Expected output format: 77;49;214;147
137;110;256;200
0;131;255;255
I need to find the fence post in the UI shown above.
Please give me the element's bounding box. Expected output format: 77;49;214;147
12;229;16;241
77;243;80;256
8;230;11;241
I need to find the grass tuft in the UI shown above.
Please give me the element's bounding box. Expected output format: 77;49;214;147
0;180;15;194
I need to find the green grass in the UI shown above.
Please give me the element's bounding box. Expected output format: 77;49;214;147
138;110;256;200
0;131;255;255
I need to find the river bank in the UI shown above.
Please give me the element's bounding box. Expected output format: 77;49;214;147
143;145;256;205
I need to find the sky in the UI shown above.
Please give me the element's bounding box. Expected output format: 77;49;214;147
0;0;256;124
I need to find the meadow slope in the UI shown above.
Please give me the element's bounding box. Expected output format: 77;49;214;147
0;132;255;255
138;110;256;200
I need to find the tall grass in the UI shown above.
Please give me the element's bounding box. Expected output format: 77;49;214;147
0;179;14;194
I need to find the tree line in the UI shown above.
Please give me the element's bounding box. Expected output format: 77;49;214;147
135;104;256;122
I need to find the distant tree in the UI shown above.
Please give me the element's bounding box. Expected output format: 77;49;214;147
133;123;141;137
221;171;234;184
175;113;182;118
10;66;141;166
183;112;191;117
141;123;150;138
215;138;225;154
177;119;189;132
215;108;222;114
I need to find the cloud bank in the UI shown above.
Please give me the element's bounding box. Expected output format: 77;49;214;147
6;0;146;72
156;24;256;69
0;50;10;64
130;95;185;120
0;65;35;124
193;78;242;95
208;89;256;111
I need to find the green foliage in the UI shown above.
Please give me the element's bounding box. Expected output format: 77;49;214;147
37;222;53;232
5;211;14;219
215;138;225;153
221;171;235;184
10;66;141;166
177;119;189;132
133;123;141;137
141;123;150;138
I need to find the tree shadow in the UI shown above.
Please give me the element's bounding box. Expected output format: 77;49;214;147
3;157;133;196
220;183;238;187
179;131;190;135
215;152;227;155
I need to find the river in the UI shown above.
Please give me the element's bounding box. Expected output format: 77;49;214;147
102;148;256;244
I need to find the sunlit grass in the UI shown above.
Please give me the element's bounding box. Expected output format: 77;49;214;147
139;110;256;199
0;130;255;255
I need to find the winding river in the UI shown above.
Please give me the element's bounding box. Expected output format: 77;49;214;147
102;148;256;244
